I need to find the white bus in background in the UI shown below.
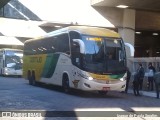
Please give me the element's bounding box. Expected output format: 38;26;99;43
0;48;23;76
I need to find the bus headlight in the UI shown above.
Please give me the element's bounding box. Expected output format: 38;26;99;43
120;78;124;81
78;72;93;80
88;76;93;80
5;68;9;71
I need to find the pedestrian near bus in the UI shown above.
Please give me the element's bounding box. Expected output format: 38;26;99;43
154;72;160;99
137;63;145;90
147;62;156;91
133;73;140;96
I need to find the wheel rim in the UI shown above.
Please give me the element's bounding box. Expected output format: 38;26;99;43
63;76;70;93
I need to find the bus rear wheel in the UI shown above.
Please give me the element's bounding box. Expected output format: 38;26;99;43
31;71;36;86
28;71;36;86
62;74;70;93
28;71;32;85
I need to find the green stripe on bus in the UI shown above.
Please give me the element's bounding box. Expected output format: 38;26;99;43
42;53;60;78
110;74;124;79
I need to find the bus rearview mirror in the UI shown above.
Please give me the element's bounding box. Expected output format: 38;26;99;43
73;39;85;54
124;42;134;57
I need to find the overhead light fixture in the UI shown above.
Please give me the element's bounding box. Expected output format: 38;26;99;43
116;5;129;8
152;33;158;36
54;25;61;28
135;32;141;34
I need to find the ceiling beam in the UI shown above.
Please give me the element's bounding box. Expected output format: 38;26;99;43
0;0;10;9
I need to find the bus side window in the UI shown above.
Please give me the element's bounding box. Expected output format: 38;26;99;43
56;33;70;54
43;37;56;54
71;42;81;66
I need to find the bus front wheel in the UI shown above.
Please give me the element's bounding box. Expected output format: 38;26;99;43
62;74;70;93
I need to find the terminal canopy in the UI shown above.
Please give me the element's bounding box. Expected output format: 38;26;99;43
0;36;24;45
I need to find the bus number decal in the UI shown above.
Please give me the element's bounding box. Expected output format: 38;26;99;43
30;57;42;63
72;80;80;88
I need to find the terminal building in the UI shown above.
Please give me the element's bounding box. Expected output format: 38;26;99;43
0;0;160;57
0;0;160;77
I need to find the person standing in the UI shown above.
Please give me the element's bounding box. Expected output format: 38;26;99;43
154;72;160;99
125;67;131;93
137;63;145;90
133;72;140;96
147;62;156;91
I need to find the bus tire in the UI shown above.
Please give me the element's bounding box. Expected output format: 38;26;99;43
31;71;36;86
62;74;70;93
28;71;32;85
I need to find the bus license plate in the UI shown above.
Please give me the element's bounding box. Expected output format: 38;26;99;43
102;87;110;91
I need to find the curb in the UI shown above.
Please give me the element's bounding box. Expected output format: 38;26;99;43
128;89;157;98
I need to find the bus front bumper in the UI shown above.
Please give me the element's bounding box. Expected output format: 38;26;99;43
4;69;22;76
81;79;126;92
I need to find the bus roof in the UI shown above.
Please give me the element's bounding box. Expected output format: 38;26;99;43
70;26;120;38
48;26;120;38
25;26;121;43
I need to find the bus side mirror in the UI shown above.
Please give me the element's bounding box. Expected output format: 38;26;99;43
73;39;85;54
72;42;79;48
124;42;134;57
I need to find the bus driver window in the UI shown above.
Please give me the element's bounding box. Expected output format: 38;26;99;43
71;42;81;66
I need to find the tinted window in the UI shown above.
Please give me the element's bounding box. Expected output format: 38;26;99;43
24;33;70;55
56;33;70;53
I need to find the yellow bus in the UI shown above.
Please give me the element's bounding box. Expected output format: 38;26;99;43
23;26;131;94
0;48;23;76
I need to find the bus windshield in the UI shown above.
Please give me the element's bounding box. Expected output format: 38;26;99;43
5;51;23;70
82;35;126;74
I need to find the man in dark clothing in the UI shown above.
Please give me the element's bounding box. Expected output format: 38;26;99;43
133;73;140;96
148;62;156;91
137;63;145;90
154;72;160;99
125;67;131;93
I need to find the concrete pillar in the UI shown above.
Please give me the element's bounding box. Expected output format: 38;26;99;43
118;9;135;58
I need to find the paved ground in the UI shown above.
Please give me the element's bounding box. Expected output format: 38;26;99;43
0;76;160;120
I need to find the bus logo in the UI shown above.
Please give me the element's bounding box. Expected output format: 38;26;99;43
72;80;80;88
30;57;42;63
